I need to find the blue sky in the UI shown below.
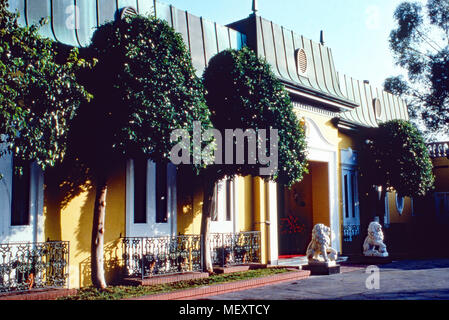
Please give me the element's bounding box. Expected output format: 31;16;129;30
158;0;408;89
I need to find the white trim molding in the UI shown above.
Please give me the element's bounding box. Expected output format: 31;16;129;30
267;181;278;264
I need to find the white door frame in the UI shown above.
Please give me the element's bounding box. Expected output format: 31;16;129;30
304;117;340;252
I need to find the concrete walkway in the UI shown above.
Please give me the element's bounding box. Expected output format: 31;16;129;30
204;259;449;300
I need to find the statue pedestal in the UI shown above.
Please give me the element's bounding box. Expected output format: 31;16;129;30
302;261;341;275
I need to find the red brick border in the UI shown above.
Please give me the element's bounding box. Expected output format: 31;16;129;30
127;269;310;300
0;289;77;301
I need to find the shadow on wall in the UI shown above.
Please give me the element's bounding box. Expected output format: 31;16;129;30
176;166;204;235
79;240;124;287
44;160;92;242
75;181;95;260
44;158;126;287
76;166;126;287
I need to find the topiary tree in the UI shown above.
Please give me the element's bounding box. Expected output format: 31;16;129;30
0;0;91;175
71;14;211;288
201;47;308;272
359;119;434;223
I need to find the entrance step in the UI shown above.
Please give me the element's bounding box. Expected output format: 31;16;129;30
278;256;308;267
278;255;349;267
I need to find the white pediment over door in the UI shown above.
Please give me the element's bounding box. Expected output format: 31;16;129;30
304;117;336;153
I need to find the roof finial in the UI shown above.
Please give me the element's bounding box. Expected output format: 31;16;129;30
252;0;258;15
320;30;325;46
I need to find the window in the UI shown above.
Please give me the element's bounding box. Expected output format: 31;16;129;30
225;179;232;222
342;168;359;226
211;177;233;222
155;163;168;223
133;158;147;224
127;160;176;237
344;174;349;219
351;174;356;218
373;98;382;119
435;193;449;216
11;159;30;226
132;161;169;224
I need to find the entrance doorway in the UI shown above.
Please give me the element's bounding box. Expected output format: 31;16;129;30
278;161;330;256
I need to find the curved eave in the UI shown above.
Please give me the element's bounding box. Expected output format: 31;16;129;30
331;117;370;133
252;16;355;112
338;73;410;128
283;79;359;113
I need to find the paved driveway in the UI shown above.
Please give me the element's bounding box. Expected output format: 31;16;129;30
205;259;449;300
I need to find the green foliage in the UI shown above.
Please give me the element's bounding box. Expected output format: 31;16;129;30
359;120;434;198
0;0;92;172
59;268;292;300
202;47;308;187
387;0;449;139
72;14;211;174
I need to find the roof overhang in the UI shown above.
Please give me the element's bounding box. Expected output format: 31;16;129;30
283;79;359;113
331;117;372;133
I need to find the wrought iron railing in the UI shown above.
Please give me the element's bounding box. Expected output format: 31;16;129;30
122;235;202;279
342;224;361;243
209;232;261;267
122;231;262;278
0;241;69;293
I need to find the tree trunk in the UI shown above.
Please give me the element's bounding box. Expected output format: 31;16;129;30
91;177;108;289
200;179;216;274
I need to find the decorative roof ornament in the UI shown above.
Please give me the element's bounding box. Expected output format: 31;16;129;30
320;30;325;46
252;0;258;15
119;6;138;20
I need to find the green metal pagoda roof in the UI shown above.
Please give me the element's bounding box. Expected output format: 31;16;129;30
7;0;409;128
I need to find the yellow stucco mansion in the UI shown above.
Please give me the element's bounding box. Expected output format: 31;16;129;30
0;0;421;291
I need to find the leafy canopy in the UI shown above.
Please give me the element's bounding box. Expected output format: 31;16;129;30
72;14;212;174
0;0;91;172
202;47;308;187
359;120;434;198
386;0;449;139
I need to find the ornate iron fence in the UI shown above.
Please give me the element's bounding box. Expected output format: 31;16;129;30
0;241;69;293
342;224;361;243
122;235;202;279
209;232;261;267
122;231;262;278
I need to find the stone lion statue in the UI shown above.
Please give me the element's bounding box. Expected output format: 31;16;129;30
306;224;338;263
363;221;388;257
